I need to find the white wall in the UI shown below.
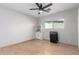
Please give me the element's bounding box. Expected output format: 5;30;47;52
0;6;36;47
39;8;78;46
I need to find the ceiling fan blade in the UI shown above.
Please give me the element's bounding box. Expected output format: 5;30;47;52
39;3;42;9
43;3;52;9
46;8;51;11
42;10;49;12
36;3;40;7
42;8;51;12
30;8;39;10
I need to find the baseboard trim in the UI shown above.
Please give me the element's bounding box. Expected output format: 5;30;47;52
43;39;78;48
0;39;33;48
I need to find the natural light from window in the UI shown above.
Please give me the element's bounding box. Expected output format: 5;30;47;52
44;19;64;29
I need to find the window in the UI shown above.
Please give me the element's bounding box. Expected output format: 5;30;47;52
45;22;53;29
44;19;64;29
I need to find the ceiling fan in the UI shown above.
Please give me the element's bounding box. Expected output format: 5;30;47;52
29;3;53;14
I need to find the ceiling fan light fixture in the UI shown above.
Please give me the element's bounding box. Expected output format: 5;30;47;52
39;10;43;13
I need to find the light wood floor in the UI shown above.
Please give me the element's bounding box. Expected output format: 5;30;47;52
0;39;79;55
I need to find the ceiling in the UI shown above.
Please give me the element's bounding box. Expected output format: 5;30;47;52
0;3;78;18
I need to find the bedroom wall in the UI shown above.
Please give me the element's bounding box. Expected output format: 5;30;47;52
0;6;36;47
39;8;78;46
